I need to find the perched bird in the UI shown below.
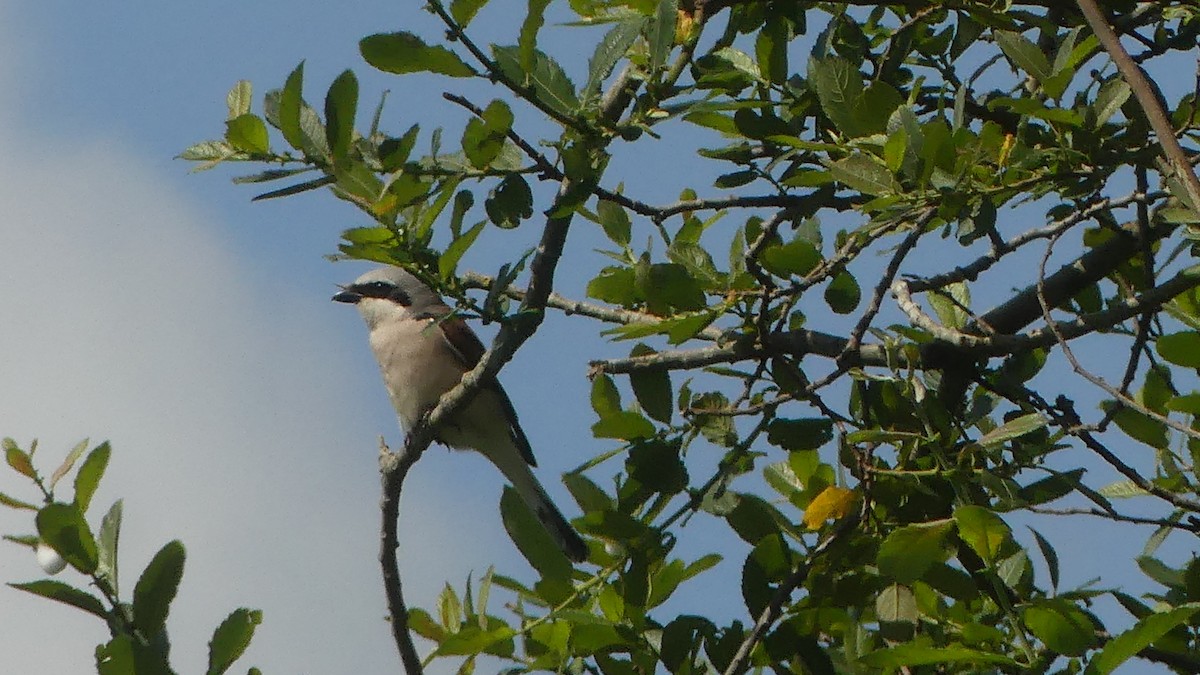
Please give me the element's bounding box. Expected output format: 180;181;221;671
333;265;587;562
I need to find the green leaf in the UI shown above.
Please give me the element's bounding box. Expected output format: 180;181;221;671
500;487;572;580
133;540;186;635
563;473;613;514
1028;527;1060;591
324;69;358;161
1137;555;1184;589
492;45;579;117
976;413;1047;449
1102;402;1168;449
178;140;236;164
953;505;1010;565
592;411;656;440
207;608;262;675
830;155;898;196
96;635;136;675
765;418;833;452
224;114;270;154
584;19;644;100
360;32;475;77
97;499;123;595
647;0;677;73
37;503;99;573
994;30;1051;81
824;271;860;314
9;579;107;619
450;0;489;27
877;520;955;584
1023;601;1096;656
380;124;420;171
1090;604;1200;674
462;99;513;169
226;80;253;119
485;174;533;228
808;56;862;136
755;12;788;85
639;262;707;314
439;221;486;280
761;239;820;277
277;62;306;151
1097;479;1149;499
628;345;672;423
1016;468;1083;506
1092;77;1131;126
596;199;631;247
590;373;622;418
519;0;552;76
1156;331;1200;367
929;281;970;330
588;266;638;306
627;439;687;495
860;644;1017;667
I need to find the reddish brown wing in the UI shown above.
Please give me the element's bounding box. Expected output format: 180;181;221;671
431;314;538;467
436;315;488;369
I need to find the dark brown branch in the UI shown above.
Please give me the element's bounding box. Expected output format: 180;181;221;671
376;50;642;672
377;442;423;675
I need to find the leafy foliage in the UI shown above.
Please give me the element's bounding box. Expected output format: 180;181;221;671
1;439;261;674
170;0;1200;672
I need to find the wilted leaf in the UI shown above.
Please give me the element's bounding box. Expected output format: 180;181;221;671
801;486;855;529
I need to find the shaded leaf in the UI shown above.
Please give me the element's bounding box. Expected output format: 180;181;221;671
500;487;572;580
1091;604;1200;674
953;505;1010;564
485;174;533;228
133;540;186;635
207;608;262;675
877;520;954;583
36;503;98;574
830;155;898;196
10;580;107;619
324;69;358;160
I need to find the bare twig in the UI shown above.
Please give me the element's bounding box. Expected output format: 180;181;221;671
377;441;423;675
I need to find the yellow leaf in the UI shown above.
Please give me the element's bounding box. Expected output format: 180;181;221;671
802;486;856;529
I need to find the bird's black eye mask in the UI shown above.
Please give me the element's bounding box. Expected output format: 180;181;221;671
352;281;412;306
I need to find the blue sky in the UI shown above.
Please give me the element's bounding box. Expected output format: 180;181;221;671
0;2;1192;673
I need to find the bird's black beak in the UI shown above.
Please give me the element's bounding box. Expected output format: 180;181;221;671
332;287;362;304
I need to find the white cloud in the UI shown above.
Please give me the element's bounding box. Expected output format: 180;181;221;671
0;96;509;675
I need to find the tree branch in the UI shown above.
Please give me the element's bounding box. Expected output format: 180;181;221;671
375;59;642;670
1076;0;1200;210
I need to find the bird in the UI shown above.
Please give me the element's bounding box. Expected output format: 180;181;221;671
333;265;588;563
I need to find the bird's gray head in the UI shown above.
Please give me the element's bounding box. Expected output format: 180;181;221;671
332;266;443;329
